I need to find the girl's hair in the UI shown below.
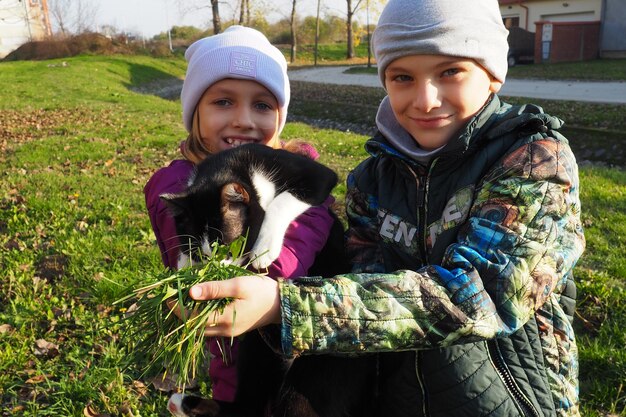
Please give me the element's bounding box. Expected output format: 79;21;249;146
181;107;283;164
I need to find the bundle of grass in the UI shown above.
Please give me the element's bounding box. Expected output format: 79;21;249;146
116;237;250;390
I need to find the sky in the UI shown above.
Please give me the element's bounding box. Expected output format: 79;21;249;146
89;0;341;39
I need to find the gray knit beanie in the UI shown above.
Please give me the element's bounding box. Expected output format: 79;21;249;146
181;25;289;133
372;0;509;86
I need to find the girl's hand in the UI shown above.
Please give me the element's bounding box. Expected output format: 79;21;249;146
188;275;281;337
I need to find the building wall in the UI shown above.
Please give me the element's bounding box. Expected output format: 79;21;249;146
600;0;626;57
500;0;602;32
0;0;50;58
535;20;601;62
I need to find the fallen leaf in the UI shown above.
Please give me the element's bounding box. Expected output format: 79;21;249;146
83;402;111;417
132;380;148;397
0;323;14;333
35;253;69;282
150;372;179;392
25;374;50;384
118;402;135;417
33;338;60;358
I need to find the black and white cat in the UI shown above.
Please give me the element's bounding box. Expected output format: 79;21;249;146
160;143;340;272
161;143;373;417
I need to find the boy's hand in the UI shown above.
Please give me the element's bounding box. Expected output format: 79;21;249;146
184;275;281;336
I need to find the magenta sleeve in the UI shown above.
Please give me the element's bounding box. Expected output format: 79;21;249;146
144;160;194;269
267;196;336;279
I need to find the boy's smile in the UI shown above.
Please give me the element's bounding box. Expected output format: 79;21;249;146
384;54;502;151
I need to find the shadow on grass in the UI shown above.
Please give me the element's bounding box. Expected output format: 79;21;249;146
565;127;626;167
124;62;183;100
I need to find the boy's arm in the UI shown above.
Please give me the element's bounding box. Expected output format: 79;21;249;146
278;140;585;357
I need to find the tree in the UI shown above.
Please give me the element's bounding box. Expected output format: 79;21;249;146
49;0;69;36
211;0;222;34
48;0;99;36
176;0;221;34
238;0;250;25
345;0;363;59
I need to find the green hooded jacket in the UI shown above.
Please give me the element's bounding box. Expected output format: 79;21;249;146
277;95;585;416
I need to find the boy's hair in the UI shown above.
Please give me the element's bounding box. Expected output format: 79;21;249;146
180;25;289;134
372;0;509;86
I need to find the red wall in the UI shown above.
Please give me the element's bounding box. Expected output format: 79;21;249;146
534;21;600;63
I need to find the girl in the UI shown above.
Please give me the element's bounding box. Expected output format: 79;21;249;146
143;25;336;412
181;2;586;416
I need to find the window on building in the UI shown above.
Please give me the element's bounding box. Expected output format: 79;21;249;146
503;17;520;28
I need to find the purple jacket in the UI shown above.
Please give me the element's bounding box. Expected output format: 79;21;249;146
144;148;336;402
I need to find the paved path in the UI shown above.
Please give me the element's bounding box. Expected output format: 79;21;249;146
288;66;626;104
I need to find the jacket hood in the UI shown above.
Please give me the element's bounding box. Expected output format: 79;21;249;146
365;95;566;165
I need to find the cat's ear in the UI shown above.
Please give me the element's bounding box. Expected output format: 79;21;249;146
221;183;250;205
220;183;249;244
159;192;190;217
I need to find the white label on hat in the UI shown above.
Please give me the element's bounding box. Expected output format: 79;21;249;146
229;51;257;78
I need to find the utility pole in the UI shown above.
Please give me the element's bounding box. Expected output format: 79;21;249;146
314;0;321;66
164;0;173;51
366;0;371;68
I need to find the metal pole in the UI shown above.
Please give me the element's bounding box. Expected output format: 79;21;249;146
366;0;371;68
314;0;321;66
164;0;173;51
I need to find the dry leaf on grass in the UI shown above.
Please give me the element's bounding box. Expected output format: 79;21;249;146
33;338;60;358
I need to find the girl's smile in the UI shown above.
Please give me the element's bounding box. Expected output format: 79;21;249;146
196;78;280;153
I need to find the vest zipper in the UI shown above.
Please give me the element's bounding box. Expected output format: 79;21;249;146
417;174;428;263
487;341;541;417
402;162;429;264
402;160;433;416
415;351;429;417
422;158;438;260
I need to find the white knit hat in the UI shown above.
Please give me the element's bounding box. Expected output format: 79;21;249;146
181;25;290;133
372;0;509;86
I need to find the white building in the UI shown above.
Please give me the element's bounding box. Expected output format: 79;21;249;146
0;0;51;59
499;0;626;60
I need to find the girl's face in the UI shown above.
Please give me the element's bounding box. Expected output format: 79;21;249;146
196;78;280;153
384;54;502;151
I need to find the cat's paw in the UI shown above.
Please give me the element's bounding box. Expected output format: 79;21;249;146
249;237;282;270
167;393;220;417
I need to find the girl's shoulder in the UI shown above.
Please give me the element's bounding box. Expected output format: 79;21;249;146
144;159;194;203
151;159;193;182
281;140;320;160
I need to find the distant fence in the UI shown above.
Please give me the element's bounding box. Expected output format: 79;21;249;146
535;21;601;64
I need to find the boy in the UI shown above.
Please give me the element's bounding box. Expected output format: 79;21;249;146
184;1;585;415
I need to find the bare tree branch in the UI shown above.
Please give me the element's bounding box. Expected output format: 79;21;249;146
48;0;99;35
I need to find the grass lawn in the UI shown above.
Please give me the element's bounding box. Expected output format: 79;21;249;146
280;42;373;66
343;57;626;82
1;54;625;416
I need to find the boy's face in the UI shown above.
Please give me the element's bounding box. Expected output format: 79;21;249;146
384;54;502;150
197;78;280;153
